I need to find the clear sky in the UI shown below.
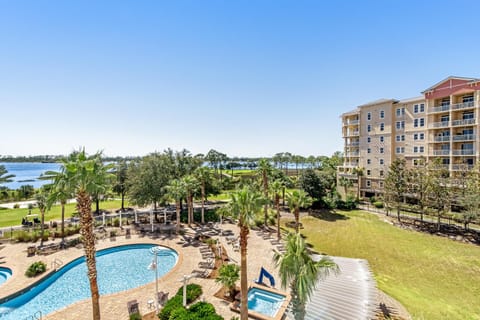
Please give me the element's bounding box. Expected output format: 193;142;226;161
1;0;480;158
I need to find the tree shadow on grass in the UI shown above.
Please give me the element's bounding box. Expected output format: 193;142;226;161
309;209;350;222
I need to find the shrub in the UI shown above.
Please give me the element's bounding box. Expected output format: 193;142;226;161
373;201;384;209
168;307;190;320
129;312;141;320
215;264;239;296
158;295;183;320
189;302;216;317
25;261;47;277
13;203;20;209
176;283;203;304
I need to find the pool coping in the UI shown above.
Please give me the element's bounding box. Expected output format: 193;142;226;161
0;242;183;312
229;283;291;320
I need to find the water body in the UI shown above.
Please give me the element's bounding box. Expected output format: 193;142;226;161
0;162;61;190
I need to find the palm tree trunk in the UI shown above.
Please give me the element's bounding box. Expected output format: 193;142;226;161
291;282;306;320
77;190;101;320
295;208;300;233
40;209;45;247
187;194;192;227
263;172;268;226
240;225;249;320
61;202;65;246
121;191;125;211
276;196;281;240
201;183;205;224
176;200;181;234
397;207;401;222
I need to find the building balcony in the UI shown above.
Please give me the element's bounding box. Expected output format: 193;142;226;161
346;152;360;157
429;121;449;128
345;130;360;137
432;150;450;156
452;164;474;171
429;105;450;113
349;141;360;146
452;149;474;156
452;119;475;126
452;134;475;141
451;101;475;110
433;136;451;142
338;172;358;179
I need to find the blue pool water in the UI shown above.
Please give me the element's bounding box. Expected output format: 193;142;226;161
0;244;177;319
247;287;285;317
0;267;12;286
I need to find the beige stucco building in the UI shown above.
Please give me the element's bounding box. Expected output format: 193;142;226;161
338;76;480;198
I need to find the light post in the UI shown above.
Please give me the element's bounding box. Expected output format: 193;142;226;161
180;274;197;307
148;248;159;311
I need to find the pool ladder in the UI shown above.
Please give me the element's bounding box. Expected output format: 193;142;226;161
51;258;63;271
23;311;42;320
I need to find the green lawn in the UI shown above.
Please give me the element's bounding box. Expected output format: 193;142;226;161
289;210;480;320
0;200;128;228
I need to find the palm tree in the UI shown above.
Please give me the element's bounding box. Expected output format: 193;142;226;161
352;167;364;200
166;179;186;233
273;232;338;320
287;190;312;233
0;165;15;186
58;149;114;320
229;187;265;320
257;158;272;226
182;175;199;227
270;179;283;240
194;167;211;224
35;191;48;247
338;176;353;198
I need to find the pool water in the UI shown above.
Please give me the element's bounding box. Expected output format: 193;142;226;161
247;287;285;317
0;267;12;286
0;244;177;319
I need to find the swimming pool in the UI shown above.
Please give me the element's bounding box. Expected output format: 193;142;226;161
0;244;178;319
248;287;286;318
0;267;12;286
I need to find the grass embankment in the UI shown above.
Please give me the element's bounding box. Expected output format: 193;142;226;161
0;200;128;228
289;210;480;320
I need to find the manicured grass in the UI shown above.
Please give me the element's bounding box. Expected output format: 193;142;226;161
0;200;129;228
288;210;480;320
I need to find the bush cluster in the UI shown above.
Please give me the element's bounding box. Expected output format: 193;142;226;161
159;284;223;320
25;261;47;277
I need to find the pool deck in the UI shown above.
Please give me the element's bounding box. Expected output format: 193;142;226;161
0;222;284;320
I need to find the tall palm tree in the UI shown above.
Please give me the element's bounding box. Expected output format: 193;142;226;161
166;179;186;233
257;158;272;226
273;232;338;320
182;175;199;227
58;149;114;320
287;190;312;233
352;167;364;200
0;165;15;186
338;176;353;198
35;191;48;247
270;179;283;240
230;187;265;320
194;167;211;224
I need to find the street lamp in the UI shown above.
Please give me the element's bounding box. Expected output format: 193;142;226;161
179;274;197;307
148;248;159;311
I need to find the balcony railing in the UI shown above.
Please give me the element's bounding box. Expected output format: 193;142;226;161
338;172;358;179
429;121;450;128
452;164;474;171
350;141;360;146
346;152;360;157
346;131;359;136
432;150;450;156
452;149;474;156
430;105;450;113
451;101;475;110
452;134;475;141
452;118;475;126
433;136;450;142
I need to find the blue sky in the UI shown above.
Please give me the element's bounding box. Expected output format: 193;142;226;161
1;0;479;158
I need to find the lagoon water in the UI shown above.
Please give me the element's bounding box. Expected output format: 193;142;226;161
0;162;61;190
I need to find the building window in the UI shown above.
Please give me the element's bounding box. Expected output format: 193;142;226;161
367;170;371;176
379;147;384;154
414;146;418;153
367;137;371;143
420;133;424;140
463;95;474;103
420;146;424;153
367;159;371;164
401;135;405;141
414;119;419;127
380;110;385;119
380;123;384;131
367;148;371;154
380;170;384;177
379;159;384;165
463;112;474;120
379;181;384;188
367;112;371;121
380;136;384;143
420;103;425;112
414;133;418;140
396;108;401;116
367;124;371;132
414;104;419;113
396;147;405;154
401;147;405;153
366;180;371;188
420;118;425;127
396;135;401;142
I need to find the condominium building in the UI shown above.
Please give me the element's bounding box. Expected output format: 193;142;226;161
338;76;480;198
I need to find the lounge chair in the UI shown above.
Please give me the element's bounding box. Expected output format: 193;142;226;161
127;299;139;315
